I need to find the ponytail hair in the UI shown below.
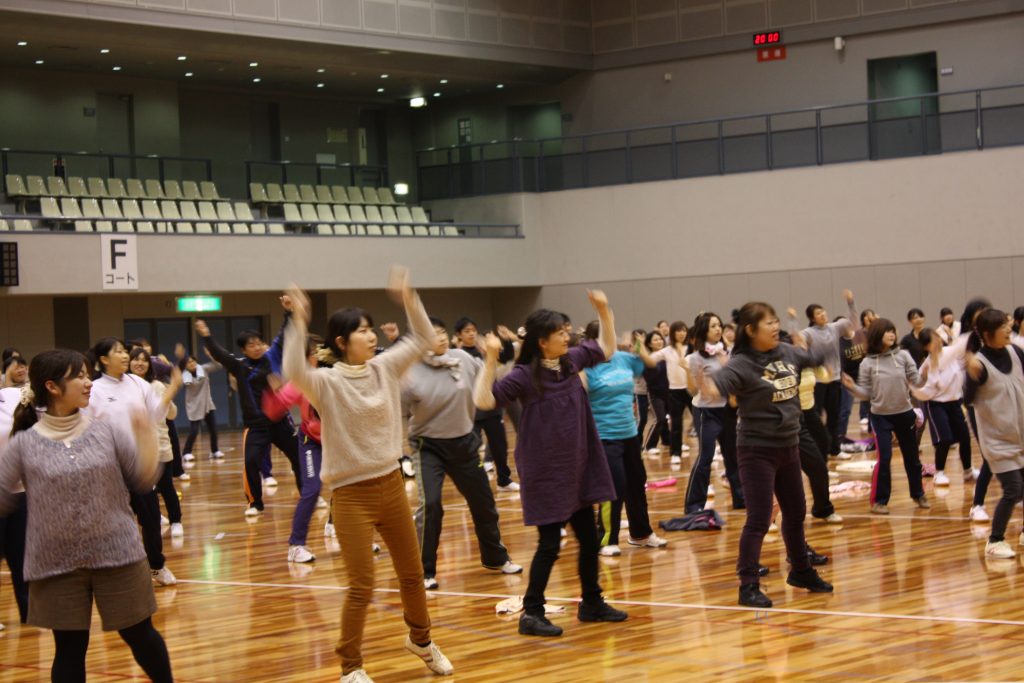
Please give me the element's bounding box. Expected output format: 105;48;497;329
733;302;778;355
88;337;125;379
970;308;1009;352
1012;306;1024;336
11;349;89;436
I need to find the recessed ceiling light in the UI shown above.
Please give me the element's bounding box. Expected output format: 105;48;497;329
316;82;325;88
16;41;27;47
433;92;441;97
177;56;187;62
316;68;326;73
253;77;261;83
439;79;448;84
34;59;44;65
377;87;385;93
100;48;110;54
112;66;122;71
409;97;426;108
496;83;504;89
380;74;389;79
249;62;258;68
185;72;194;77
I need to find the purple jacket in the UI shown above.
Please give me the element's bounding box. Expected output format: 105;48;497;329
491;340;615;526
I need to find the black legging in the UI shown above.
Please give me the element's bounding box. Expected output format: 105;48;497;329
967;404;993;506
166;419;184;477
667;389;693;456
183;410;219;456
129;489;165;571
0;493;29;622
641;392;670;450
52;617;173;683
154;463;182;525
813;380;843;455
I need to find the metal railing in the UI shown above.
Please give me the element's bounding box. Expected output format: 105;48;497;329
0;148;213;183
416;83;1024;200
1;213;522;239
245;160;389;189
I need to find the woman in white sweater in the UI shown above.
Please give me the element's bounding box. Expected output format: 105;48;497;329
282;267;452;683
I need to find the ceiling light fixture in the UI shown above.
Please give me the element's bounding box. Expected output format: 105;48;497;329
185;72;194;77
433;92;441;97
249;62;258;67
439;79;448;84
253;77;262;83
34;59;44;65
496;83;504;89
380;74;389;79
316;82;325;88
409;96;426;108
177;55;187;61
377;87;385;93
100;48;110;54
112;66;122;71
16;41;27;47
316;68;326;73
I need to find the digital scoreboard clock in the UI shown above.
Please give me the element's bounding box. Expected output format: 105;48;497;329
753;31;783;47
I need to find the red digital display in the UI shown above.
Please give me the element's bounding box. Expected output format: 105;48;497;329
753;31;783;47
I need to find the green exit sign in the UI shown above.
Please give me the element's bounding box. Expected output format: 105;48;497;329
177;295;222;313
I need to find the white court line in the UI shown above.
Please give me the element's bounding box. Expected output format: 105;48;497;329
175;578;1024;628
644;508;975;522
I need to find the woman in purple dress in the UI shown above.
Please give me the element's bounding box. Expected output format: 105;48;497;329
474;290;626;638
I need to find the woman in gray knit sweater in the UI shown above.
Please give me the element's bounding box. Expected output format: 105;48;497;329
0;349;174;682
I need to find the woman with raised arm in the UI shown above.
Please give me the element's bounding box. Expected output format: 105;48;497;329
702;302;833;609
0;350;173;683
282;268;452;683
474;291;627;638
652;321;692;464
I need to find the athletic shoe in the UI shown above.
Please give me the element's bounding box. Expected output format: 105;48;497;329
967;468;981;481
170;523;184;538
934;471;950;486
244;505;262;517
645;448;661;456
757;565;770;577
577;600;628;622
151;566;177;586
485;560;524;574
788;546;829;566
768;521;779;532
680;443;690;452
324;522;337;537
860;418;870;429
560;528;567;538
599;545;621;557
518;613;562;637
707;485;715;497
317;496;329;509
871;503;889;515
212;450;225;460
177;472;191;482
970;505;990;522
986;540;1015;559
404;636;453;675
497;481;520;492
288;545;316;563
787;567;833;593
400;456;415;478
372;543;381;553
340;669;374;683
915;495;931;509
739;583;772;608
182;452;195;462
160;515;169;526
263;476;278;487
823;513;844;524
627;533;668;548
840;441;871;454
424;577;438;590
835;451;853;461
670;455;682;466
483;460;495;473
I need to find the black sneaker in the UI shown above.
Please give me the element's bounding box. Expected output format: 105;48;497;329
739;583;773;608
787;567;834;593
786;545;829;566
577;600;628;623
758;564;770;577
518;613;563;637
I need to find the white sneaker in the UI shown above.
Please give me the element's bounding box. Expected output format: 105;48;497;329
967;468;981;481
372;543;381;553
934;471;950;486
489;560;523;574
970;505;990;522
244;506;262;517
340;668;375;683
483;460;495;473
401;457;415;478
497;481;520;492
288;545;316;563
324;522;337;537
151;566;177;586
170;523;184;538
680;443;690;452
424;576;439;590
645;448;661;456
860;418;870;429
404;635;453;675
317;496;329;509
768;521;779;533
160;515;169;526
177;472;191;481
599;545;621;557
824;513;844;524
986;540;1015;559
183;452;195;462
836;451;853;460
670;455;682;466
628;533;668;548
263;476;278;487
212;450;225;460
707;485;715;497
560;527;567;538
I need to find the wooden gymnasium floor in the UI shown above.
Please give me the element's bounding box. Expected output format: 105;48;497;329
2;416;1024;682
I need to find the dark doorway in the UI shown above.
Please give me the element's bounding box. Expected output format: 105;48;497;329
867;52;939;158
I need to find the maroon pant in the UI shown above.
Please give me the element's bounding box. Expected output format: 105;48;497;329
736;444;811;584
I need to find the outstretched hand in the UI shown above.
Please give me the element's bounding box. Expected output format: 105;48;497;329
195;319;210;338
843;289;854;305
285;284;311;325
386;265;412;305
483;332;503;358
587;289;609;311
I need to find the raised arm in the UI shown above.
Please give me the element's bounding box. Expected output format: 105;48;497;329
375;266;436;378
264;296;294;374
588;289;616;361
473;332;502;411
196;320;244;375
844;290;862;331
635;333;659;368
282;284;323;406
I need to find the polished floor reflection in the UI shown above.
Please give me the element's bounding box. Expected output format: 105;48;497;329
1;425;1021;682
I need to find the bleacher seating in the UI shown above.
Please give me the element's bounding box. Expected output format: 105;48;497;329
2;172;468;237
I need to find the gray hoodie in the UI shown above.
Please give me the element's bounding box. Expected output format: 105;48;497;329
801;319;853;381
853;348;923;416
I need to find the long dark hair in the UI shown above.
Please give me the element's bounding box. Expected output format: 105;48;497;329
644;330;664;353
129;347;154;383
691;313;722;358
11;350;90;435
962;298;993;353
88;337;125;379
516;309;570;396
668;320;688;349
1013;306;1024;335
865;318;898;355
974;309;1009;349
325;308;374;363
733;302;777;355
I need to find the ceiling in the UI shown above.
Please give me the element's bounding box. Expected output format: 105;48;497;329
0;10;580;104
